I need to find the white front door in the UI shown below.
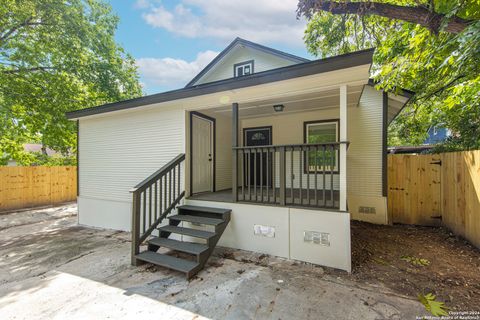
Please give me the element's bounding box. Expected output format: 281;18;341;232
192;114;213;194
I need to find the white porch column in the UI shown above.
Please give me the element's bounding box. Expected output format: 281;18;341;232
339;85;348;211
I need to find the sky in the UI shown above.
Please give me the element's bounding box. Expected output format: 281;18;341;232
108;0;313;94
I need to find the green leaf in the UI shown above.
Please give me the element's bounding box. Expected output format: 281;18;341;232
401;255;431;266
0;0;142;164
418;293;449;316
302;1;480;151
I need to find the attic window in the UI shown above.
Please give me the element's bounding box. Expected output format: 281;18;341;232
234;60;254;77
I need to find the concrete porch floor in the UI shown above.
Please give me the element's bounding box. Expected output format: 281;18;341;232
0;204;426;320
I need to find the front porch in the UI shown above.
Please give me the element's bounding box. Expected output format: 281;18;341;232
187;85;354;212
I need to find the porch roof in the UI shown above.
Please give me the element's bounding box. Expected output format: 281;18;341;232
66;49;374;120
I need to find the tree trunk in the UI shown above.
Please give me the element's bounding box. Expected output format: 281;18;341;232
297;1;473;34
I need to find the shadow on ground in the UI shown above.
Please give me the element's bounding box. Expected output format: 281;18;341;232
0;204;433;319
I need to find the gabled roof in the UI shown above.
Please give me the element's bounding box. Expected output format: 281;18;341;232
66;49;374;120
184;37;310;88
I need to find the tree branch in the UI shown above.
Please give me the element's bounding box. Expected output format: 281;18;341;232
2;67;56;74
0;17;33;42
0;18;52;43
297;0;474;34
416;74;466;101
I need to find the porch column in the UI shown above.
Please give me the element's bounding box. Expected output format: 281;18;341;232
339;85;348;211
232;103;239;202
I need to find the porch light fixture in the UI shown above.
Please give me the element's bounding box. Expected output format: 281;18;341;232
273;104;285;112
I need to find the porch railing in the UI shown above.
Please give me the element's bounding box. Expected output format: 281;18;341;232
130;153;185;265
233;142;348;209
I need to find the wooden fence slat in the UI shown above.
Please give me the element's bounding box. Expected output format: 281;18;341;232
388;151;480;248
0;166;77;212
388;154;442;226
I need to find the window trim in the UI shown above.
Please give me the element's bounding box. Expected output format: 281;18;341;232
303;119;340;174
233;60;254;78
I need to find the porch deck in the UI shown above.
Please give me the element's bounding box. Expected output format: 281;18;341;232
188;188;340;208
189;189;233;203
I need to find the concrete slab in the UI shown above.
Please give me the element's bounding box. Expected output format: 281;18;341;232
0;204;426;320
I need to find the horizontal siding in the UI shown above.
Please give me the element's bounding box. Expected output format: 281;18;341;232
195;45;298;85
212;113;232;190
347;85;383;197
79;106;185;202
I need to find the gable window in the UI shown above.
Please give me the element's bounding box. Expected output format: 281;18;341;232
304;120;339;172
234;60;254;77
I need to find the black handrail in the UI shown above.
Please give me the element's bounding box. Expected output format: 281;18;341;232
132;153;186;192
130;153;185;265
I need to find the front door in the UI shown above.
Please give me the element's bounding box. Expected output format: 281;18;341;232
192;114;214;194
244;126;272;187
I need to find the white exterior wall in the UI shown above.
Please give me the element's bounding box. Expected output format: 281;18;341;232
77;85;387;231
76;64;372;231
185;199;351;271
73;62;384;273
347;85;388;224
78;105;185;231
194;45;298;85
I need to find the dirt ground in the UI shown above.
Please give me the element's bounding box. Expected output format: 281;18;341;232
1;204;479;319
330;221;480;312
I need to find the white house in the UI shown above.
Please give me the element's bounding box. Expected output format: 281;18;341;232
67;38;412;278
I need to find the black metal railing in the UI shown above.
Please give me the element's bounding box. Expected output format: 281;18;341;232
233;142;348;209
130;153;185;265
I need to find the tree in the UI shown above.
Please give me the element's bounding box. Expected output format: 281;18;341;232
298;0;480;150
0;0;142;164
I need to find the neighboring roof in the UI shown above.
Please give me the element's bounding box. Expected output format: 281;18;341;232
424;126;450;144
388;145;434;154
184;37;310;88
66;48;374;120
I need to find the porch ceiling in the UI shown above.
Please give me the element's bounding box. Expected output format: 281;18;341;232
209;85;364;118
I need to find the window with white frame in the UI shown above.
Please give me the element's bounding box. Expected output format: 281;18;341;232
234;60;254;77
304;120;339;172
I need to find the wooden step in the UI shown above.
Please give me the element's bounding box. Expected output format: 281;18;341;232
148;237;208;255
136;251;198;274
178;205;231;216
158;225;215;239
169;214;224;226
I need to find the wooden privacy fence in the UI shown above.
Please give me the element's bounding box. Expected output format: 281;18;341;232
388;151;480;248
0;166;77;212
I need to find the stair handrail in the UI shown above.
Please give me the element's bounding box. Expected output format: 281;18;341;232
130;153;186;265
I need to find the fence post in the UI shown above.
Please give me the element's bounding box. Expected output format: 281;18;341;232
131;190;141;266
